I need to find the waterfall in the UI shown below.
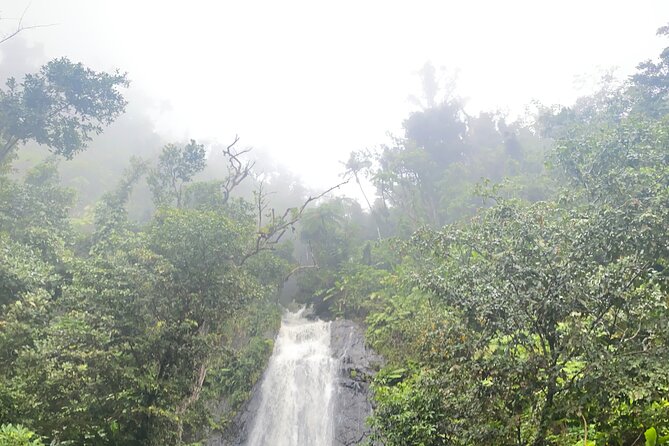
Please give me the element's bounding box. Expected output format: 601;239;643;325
245;309;336;446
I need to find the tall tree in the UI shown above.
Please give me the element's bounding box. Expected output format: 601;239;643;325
0;57;128;162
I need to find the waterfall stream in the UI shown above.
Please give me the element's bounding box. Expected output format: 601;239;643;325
245;309;336;446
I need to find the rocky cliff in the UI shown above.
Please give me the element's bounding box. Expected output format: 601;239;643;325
210;318;382;445
330;319;383;446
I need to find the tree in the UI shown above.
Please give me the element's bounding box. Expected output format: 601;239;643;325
364;99;548;232
0;57;128;162
147;140;206;208
367;65;669;445
364;33;669;446
632;24;669;117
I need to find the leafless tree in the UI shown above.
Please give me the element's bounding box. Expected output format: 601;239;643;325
239;177;350;265
213;137;350;267
220;134;255;205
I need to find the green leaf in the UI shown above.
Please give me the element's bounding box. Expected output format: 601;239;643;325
646;427;658;446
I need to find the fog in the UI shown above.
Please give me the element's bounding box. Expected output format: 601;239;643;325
2;0;667;193
3;3;669;445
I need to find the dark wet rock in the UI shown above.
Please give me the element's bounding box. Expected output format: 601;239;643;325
209;317;383;446
331;319;384;446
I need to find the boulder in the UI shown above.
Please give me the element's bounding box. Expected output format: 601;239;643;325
330;319;384;446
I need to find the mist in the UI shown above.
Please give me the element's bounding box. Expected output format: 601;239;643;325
1;2;669;446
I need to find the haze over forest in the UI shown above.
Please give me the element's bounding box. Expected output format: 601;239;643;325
1;2;669;446
2;0;668;191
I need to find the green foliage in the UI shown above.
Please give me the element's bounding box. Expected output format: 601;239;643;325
362;37;669;446
148;140;207;208
632;24;669;117
0;57;128;162
359;104;550;233
0;132;284;444
645;427;669;446
295;197;372;314
365;286;435;363
3;19;669;446
91;156;148;250
322;261;391;320
210;303;278;424
370;368;447;446
0;424;44;446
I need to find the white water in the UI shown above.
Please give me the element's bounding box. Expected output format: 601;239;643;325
246;309;336;446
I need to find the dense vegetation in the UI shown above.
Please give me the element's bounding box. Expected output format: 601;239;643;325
1;20;668;446
0;57;298;445
293;29;669;446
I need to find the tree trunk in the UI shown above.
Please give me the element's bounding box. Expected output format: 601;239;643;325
532;374;558;446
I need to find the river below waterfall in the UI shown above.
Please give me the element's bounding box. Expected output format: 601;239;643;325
245;309;337;446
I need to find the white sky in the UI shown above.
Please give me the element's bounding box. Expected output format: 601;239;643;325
2;0;668;190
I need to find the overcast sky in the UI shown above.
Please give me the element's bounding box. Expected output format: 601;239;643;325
1;0;668;190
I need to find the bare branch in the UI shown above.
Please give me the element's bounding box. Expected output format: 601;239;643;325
284;239;320;281
0;2;56;45
0;23;54;45
220;135;255;204
284;264;319;281
239;178;351;265
225;134;240;151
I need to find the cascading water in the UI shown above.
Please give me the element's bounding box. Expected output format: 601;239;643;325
245;309;336;446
